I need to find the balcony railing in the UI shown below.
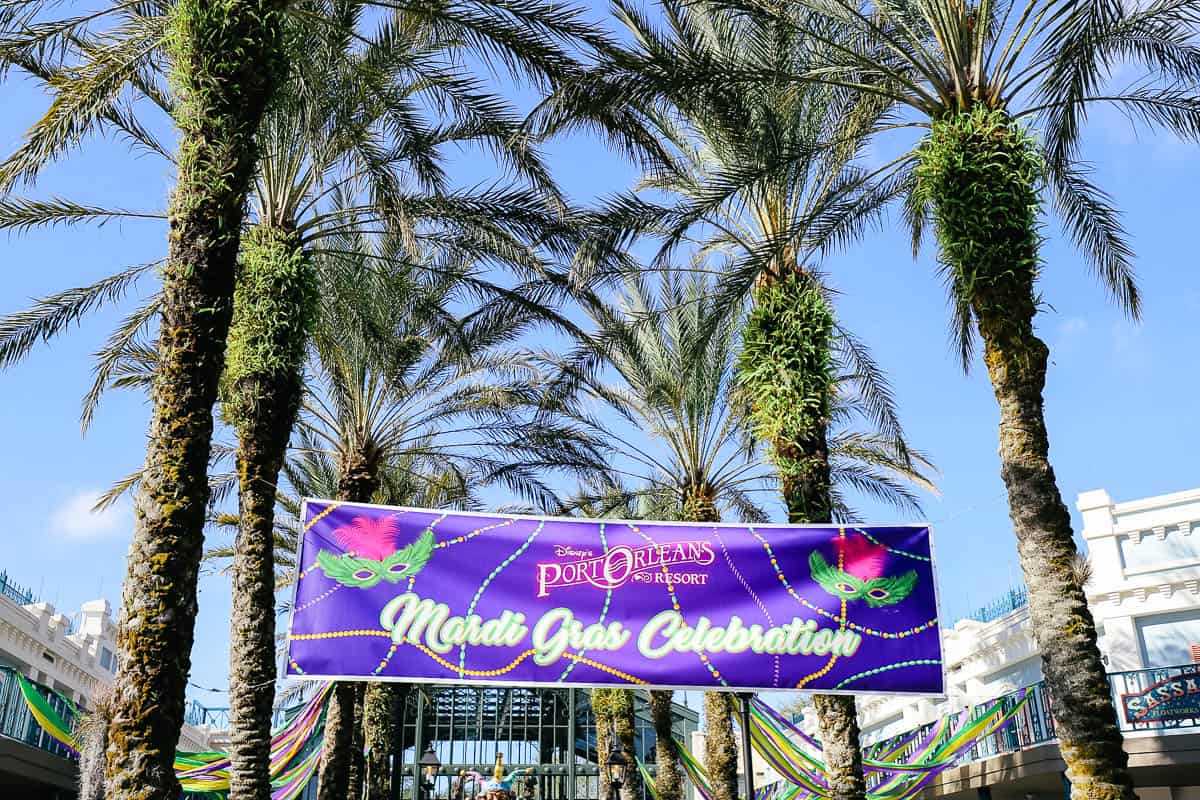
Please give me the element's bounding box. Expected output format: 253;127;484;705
7;661;1200;770
184;700;295;730
870;662;1200;772
966;585;1028;625
0;570;38;607
0;666;78;760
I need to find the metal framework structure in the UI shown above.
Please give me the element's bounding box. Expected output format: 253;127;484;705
395;686;700;800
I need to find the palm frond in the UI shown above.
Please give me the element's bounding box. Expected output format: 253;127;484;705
0;261;158;370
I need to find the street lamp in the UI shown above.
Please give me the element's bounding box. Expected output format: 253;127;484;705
420;746;442;800
604;726;628;800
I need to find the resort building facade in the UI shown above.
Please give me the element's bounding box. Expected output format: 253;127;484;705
783;486;1200;799
0;576;213;797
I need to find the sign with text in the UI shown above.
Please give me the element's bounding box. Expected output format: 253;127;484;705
1121;672;1200;723
285;501;944;694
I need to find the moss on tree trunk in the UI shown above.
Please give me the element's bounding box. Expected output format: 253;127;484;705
224;225;313;800
917;107;1135;800
737;270;866;800
102;1;288;797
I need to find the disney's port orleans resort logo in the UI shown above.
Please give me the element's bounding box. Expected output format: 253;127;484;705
535;541;716;597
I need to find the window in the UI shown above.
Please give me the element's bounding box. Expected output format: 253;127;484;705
983;655;1043;692
99;647;115;672
1137;611;1200;667
1119;528;1200;572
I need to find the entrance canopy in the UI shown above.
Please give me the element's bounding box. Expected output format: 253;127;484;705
395;685;698;800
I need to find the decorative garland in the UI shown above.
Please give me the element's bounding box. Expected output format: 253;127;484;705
745;693;1030;800
19;673;1028;800
174;683;331;799
15;674;331;800
641;692;1031;800
15;673;79;755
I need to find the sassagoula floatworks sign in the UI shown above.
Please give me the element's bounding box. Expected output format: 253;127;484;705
285;500;944;694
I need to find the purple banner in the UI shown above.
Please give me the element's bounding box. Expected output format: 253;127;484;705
286;501;944;694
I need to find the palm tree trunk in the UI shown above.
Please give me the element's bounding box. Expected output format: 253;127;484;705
348;683;367;800
318;682;359;800
679;486;739;800
226;226;312;800
807;695;862;800
79;687;114;800
614;691;642;800
103;2;288;797
776;426;864;800
648;690;683;800
364;683;408;800
227;415;290;800
594;690;614;800
593;689;642;800
702;692;738;800
920;108;1135;800
974;296;1134;800
742;272;865;800
318;453;382;800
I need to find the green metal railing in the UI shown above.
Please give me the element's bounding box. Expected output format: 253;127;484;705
0;571;38;607
10;662;1198;778
870;662;1200;770
0;665;78;759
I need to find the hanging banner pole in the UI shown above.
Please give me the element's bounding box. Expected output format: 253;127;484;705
739;693;756;800
286;501;945;694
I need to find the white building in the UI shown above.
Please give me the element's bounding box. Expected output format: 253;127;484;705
0;576;213;752
0;593;118;705
818;485;1200;743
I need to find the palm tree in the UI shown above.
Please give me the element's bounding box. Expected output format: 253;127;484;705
2;3;603;796
210;436;476;800
737;272;866;800
1;0;605;795
536;4;925;795
221;16;593;795
0;0;290;794
545;270;932;800
542;0;1200;795
294;261;598;800
546;271;768;800
592;689;645;800
208;438;476;800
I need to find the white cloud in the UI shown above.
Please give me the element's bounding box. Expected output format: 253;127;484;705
50;490;130;539
1058;317;1089;337
1051;316;1089;356
1110;320;1151;376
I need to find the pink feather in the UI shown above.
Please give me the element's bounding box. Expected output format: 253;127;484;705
332;515;400;560
833;534;887;580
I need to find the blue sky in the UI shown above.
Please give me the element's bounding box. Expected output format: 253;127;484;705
1;11;1198;711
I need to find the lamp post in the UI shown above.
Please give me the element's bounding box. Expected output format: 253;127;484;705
419;746;442;800
603;725;628;800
